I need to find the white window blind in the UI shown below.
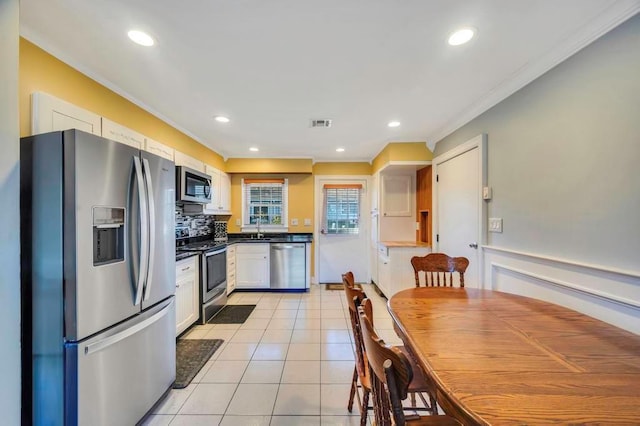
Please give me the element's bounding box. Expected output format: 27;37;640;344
242;178;288;229
321;184;362;235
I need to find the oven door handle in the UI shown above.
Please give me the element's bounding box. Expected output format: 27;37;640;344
204;247;227;257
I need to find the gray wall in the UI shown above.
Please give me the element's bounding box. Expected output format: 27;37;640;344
434;15;640;272
0;0;21;423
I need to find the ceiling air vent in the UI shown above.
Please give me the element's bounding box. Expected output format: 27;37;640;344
310;119;332;128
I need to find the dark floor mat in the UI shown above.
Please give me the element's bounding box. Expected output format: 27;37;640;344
173;339;223;389
207;304;256;324
324;283;362;291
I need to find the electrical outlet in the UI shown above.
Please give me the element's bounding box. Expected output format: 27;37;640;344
291;218;299;226
489;218;503;233
235;218;241;226
304;218;311;226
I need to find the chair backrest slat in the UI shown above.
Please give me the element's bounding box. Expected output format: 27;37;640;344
411;253;469;288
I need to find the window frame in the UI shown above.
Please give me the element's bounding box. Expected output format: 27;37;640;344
241;178;289;233
321;183;362;235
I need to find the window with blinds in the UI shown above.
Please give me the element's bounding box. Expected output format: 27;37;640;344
322;184;362;235
242;178;288;229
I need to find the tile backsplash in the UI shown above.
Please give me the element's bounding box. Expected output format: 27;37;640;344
175;205;216;238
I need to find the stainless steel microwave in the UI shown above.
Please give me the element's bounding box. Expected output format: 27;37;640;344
176;166;212;204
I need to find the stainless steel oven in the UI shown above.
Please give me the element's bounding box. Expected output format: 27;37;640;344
201;246;227;323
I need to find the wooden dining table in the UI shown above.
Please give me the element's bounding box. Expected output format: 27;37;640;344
388;287;640;425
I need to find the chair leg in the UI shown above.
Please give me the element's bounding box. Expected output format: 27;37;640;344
348;366;358;412
360;389;370;426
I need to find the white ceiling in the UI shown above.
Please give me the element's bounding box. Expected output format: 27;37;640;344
20;0;640;162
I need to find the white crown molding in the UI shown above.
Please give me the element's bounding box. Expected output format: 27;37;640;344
312;157;372;164
19;25;231;159
428;1;640;148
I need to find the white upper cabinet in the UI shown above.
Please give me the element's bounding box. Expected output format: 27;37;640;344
219;171;231;212
101;118;144;149
144;137;175;161
381;174;412;217
31;92;101;136
174;151;205;173
204;164;231;214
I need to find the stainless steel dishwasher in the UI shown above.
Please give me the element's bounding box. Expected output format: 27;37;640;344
270;243;306;289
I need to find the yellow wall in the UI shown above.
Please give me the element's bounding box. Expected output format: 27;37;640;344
312;162;372;175
226;158;313;174
19;38;225;168
227;173;314;234
371;142;433;173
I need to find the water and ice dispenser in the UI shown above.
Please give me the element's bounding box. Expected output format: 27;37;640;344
93;207;125;266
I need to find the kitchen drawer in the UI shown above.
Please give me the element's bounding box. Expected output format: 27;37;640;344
235;243;269;255
176;257;197;280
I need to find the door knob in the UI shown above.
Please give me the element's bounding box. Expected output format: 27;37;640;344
469;243;478;249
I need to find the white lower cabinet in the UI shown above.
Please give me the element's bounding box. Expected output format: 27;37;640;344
376;245;431;298
175;256;199;336
377;250;391;297
235;243;270;289
227;245;237;294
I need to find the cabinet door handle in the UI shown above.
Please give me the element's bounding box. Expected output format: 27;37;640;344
181;266;190;271
175;284;180;288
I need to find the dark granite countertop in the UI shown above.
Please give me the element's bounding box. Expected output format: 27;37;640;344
227;233;313;244
175;251;199;262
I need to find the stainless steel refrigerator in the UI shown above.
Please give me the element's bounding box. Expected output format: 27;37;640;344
21;129;176;425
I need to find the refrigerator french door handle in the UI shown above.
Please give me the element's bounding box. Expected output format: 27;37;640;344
133;156;149;306
142;158;155;301
83;301;171;355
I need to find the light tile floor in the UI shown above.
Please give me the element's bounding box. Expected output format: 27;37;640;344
144;283;401;425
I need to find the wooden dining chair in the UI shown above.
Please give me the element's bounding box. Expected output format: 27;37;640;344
410;253;469;288
342;273;371;426
359;307;462;426
342;271;356;288
360;299;437;413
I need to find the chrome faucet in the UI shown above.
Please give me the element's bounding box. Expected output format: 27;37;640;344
256;217;264;239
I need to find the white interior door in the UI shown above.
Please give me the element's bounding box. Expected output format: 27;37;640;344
434;136;485;287
316;177;369;284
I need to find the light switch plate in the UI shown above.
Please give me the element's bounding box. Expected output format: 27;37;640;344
483;186;493;200
304;218;311;226
235;218;241;226
291;218;299;226
489;218;503;233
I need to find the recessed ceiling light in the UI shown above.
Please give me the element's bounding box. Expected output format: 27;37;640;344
127;30;154;47
214;116;230;123
249;147;259;152
336;148;345;152
448;27;475;46
388;121;401;128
